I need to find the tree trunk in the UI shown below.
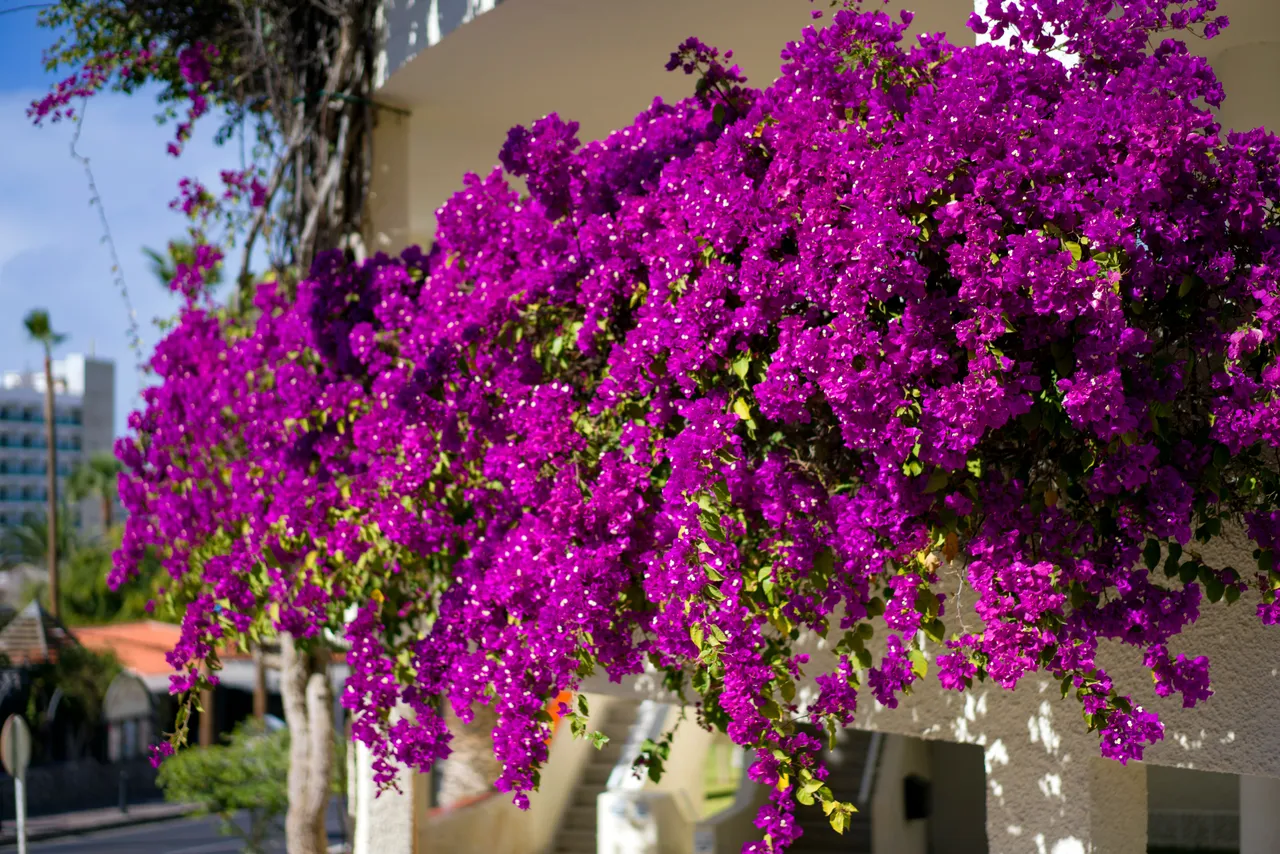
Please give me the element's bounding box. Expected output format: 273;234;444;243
198;661;215;748
42;352;59;620
101;491;112;532
281;633;333;854
253;645;268;720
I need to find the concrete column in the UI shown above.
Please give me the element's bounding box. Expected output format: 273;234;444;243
351;738;424;854
1240;775;1280;854
982;704;1146;854
1087;758;1147;854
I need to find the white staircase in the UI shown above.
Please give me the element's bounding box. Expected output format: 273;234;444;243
549;700;642;854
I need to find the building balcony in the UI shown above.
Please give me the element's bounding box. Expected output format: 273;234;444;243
369;0;1280;253
0;438;82;452
0;412;83;426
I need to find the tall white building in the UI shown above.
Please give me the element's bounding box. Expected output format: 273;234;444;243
0;354;116;546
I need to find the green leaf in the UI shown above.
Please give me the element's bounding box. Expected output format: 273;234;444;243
1143;539;1162;571
690;625;704;650
923;618;945;644
732;355;751;381
1178;562;1199;585
780;677;796;704
800;777;825;797
908;649;929;680
813;549;835;579
699;511;727;543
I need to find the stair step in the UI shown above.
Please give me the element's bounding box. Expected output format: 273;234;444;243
550;700;644;854
591;746;623;763
561;804;596;830
554;828;596;852
573;786;606;807
583;764;614;783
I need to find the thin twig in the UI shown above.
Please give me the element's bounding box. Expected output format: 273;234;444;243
0;3;53;16
69;97;145;373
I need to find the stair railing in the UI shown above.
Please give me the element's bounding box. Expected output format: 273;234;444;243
606;700;671;791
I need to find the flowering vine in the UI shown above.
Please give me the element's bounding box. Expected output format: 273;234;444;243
112;1;1280;850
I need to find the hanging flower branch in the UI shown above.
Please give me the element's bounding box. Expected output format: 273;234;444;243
111;1;1278;851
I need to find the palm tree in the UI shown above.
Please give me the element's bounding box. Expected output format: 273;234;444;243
0;508;78;571
23;310;67;619
68;452;121;533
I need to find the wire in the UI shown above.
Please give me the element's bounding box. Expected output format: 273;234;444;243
0;3;54;16
68;98;147;379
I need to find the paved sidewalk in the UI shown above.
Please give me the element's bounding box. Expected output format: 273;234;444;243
0;801;196;844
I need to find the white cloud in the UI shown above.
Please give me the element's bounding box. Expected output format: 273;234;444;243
0;88;241;438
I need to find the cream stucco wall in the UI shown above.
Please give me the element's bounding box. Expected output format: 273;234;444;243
366;0;977;249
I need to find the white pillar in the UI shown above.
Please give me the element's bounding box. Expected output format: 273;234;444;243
983;730;1146;854
351;739;424;854
1240;774;1280;854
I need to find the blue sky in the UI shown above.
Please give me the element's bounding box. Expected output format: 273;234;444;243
0;7;240;438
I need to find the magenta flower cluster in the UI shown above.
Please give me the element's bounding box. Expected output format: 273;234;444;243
113;2;1280;849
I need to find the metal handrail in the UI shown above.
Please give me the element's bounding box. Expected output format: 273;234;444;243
855;731;884;809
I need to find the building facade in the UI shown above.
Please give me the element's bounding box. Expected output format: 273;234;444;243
0;354;116;548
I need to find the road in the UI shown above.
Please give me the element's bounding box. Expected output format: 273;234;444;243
0;801;347;854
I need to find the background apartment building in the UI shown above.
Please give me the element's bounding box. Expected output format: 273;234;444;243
0;353;116;549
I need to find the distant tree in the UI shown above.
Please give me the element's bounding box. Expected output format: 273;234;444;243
1;508;78;572
68;452;122;532
61;530;161;625
22;310;66;620
158;720;291;854
4;510;161;625
25;645;122;761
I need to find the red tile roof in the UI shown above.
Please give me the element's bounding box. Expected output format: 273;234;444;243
77;621;347;679
75;621;185;678
0;601;77;664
